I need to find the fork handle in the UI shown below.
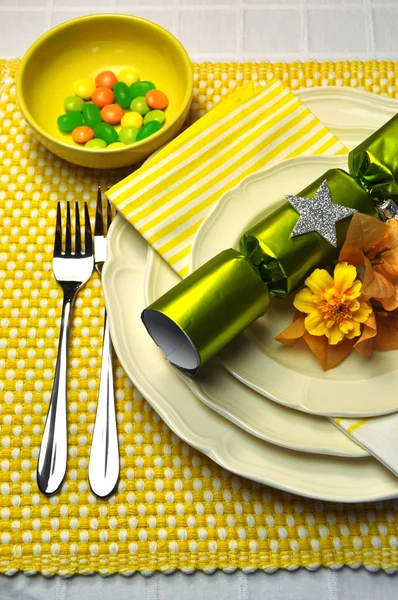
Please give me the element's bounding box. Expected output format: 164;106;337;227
37;289;75;495
89;311;119;498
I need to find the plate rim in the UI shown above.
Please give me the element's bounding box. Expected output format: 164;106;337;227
295;85;398;112
103;214;398;502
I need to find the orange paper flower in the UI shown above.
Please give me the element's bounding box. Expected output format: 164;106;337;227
339;213;398;310
276;213;398;370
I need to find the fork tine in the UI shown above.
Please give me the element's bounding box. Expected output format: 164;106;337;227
95;186;104;237
65;201;72;255
84;201;93;255
54;202;62;257
75;201;82;255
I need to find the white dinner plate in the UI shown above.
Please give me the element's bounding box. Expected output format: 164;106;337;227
103;86;398;500
103;215;398;501
191;153;398;418
145;246;366;457
295;86;398;145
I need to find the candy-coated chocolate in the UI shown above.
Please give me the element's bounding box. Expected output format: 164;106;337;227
121;111;143;129
129;81;155;99
118;67;140;86
129;96;150;116
85;138;107;149
118;126;138;145
57;111;84;133
82;103;102;128
74;78;95;100
93;122;119;144
107;142;126;149
72;125;95;144
113;81;131;108
64;95;85;113
146;89;168;110
95;70;118;89
136;120;162;141
92;86;114;108
100;104;124;125
144;109;166;125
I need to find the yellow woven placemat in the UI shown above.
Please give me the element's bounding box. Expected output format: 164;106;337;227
2;59;398;576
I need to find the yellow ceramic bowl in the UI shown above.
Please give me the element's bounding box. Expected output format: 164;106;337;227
16;14;193;169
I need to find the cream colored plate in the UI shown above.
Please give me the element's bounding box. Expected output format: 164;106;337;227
145;246;366;457
103;215;398;501
189;81;398;420
191;155;398;418
295;86;398;145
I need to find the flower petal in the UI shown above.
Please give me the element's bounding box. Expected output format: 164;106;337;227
345;280;362;300
293;287;315;314
376;287;398;311
305;269;334;294
353;302;373;323
304;311;327;336
339;319;355;334
348;299;360;312
334;261;357;294
274;314;306;346
323;288;339;304
325;324;345;345
346;321;361;339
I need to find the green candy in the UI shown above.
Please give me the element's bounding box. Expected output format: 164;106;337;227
130;96;150;116
118;126;138;145
93;122;119;144
129;80;155;99
113;81;131;108
57;111;84;133
82;103;101;128
144;109;165;125
64;95;85;113
85;138;107;149
136;120;162;142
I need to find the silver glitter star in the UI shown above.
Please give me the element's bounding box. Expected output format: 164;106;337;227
286;180;355;247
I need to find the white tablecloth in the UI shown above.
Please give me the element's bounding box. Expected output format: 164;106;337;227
1;0;398;597
1;568;398;599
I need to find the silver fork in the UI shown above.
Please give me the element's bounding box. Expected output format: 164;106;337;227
88;188;119;498
37;201;94;495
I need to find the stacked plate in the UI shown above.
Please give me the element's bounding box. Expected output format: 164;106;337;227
102;87;398;502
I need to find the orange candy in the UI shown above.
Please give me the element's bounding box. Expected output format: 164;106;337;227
95;70;118;89
72;126;95;144
92;86;114;108
100;104;124;125
145;89;168;110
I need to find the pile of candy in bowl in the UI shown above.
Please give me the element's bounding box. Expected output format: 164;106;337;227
57;67;168;149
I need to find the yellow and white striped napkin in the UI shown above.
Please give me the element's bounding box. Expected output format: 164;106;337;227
334;416;398;476
108;79;345;278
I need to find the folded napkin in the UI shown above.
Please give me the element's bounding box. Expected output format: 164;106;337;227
334;416;398;476
108;80;345;277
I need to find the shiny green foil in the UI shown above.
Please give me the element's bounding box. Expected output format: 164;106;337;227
240;168;377;298
349;113;398;200
142;249;270;373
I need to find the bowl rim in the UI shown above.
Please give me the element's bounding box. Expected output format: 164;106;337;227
16;13;194;154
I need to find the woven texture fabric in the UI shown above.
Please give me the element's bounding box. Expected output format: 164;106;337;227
2;59;398;576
